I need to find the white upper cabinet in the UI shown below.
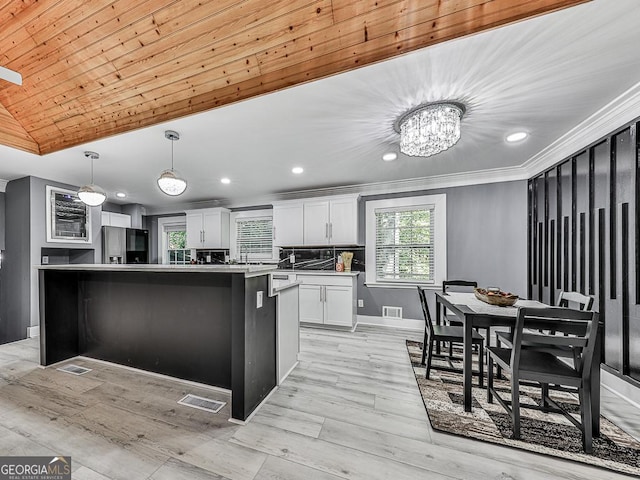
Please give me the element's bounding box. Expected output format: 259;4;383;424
303;200;330;245
101;211;132;228
272;202;304;246
326;196;358;245
185;208;230;249
273;194;359;247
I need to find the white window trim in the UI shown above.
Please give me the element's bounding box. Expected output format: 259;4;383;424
365;194;446;287
229;209;279;262
157;216;187;264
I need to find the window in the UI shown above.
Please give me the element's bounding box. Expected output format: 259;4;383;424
366;194;446;286
236;217;273;260
230;209;278;262
166;227;191;265
157;216;191;264
375;206;435;282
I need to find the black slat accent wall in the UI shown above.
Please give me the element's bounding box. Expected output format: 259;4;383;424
528;119;640;387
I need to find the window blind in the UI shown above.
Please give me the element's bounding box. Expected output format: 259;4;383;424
236;217;274;259
374;205;435;283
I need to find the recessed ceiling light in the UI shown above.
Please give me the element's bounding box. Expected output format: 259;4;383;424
506;131;528;143
220;177;231;184
292;167;304;174
115;192;126;198
382;152;398;162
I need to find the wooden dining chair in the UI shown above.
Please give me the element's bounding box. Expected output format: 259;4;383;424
440;280;479;355
486;306;599;453
441;280;478;326
556;290;594;311
495;290;594;361
417;286;485;386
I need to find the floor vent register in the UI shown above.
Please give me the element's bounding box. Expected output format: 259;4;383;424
177;394;226;413
57;364;92;375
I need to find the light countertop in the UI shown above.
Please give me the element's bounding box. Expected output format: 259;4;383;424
283;270;360;276
36;263;276;277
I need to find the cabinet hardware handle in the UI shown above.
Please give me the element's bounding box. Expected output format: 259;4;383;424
329;222;333;239
273;226;276;240
325;223;329;239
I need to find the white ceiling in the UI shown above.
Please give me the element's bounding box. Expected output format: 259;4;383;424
1;0;639;213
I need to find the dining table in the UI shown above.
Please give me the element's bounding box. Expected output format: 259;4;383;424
434;291;602;436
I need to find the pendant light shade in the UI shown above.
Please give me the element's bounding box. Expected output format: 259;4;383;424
158;130;187;196
78;151;106;206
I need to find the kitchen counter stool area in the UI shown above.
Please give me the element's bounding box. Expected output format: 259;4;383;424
37;265;281;422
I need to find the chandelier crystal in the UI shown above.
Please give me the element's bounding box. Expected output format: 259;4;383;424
158;130;187;196
78;151;106;206
395;102;464;157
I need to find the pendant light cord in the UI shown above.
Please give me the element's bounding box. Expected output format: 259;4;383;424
171;139;175;171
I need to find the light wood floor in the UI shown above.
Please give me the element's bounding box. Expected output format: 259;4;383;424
0;326;635;479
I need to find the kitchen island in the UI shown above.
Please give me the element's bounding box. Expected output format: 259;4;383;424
37;264;283;422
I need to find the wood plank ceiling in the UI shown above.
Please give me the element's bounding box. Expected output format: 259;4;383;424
0;0;588;156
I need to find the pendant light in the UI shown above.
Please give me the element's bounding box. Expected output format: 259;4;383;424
157;130;187;196
78;151;106;206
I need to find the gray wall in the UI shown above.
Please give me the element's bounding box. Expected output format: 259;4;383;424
1;178;31;343
357;180;528;321
28;177;102;328
0;192;5;250
101;201;123;213
1;176;102;343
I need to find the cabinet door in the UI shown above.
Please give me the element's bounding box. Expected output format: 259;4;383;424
110;212;132;228
299;285;324;324
202;211;221;248
303;200;330;245
329;198;358;245
273;203;304;246
186;213;204;248
324;286;353;326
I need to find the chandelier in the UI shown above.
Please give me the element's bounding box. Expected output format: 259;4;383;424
78;151;106;206
158;130;187;196
394;102;465;157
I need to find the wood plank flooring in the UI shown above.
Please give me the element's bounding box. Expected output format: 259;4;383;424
0;326;636;479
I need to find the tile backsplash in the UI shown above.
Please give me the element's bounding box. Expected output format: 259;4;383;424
279;246;365;271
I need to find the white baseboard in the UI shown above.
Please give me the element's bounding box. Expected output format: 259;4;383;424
278;361;299;386
356;314;423;331
27;326;39;338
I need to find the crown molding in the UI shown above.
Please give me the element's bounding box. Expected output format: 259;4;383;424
522;81;640;178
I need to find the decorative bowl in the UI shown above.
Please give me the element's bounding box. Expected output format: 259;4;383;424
474;287;519;307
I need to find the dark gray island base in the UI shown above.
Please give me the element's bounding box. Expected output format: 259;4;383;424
38;264;277;422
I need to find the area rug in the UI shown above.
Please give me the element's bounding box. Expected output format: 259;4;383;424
406;340;640;477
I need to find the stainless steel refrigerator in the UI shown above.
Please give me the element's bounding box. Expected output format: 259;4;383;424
102;226;149;264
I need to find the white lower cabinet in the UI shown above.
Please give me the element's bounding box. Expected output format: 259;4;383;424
297;274;356;328
324;286;353;326
299;285;324;324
